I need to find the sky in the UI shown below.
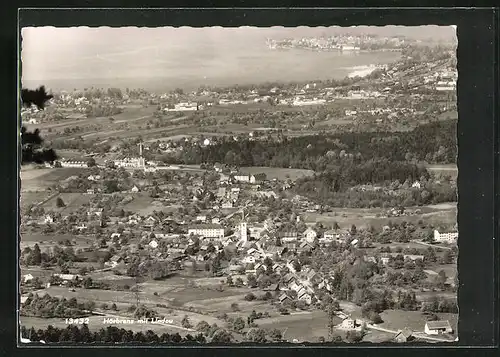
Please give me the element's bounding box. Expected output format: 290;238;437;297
20;25;457;89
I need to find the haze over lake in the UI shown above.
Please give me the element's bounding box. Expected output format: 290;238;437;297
21;26;456;92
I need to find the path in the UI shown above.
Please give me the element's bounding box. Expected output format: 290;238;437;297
415;240;453;251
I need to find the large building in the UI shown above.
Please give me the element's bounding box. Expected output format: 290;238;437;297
188;224;225;239
59;160;87;168
433;230;458;244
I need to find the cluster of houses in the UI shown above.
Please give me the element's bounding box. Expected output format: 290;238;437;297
423;69;457;91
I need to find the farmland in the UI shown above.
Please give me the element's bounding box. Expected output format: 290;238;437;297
378;310;458;336
256;310;340;342
302;204;457;230
41;193;92;213
424;164;458;178
21;167;88;193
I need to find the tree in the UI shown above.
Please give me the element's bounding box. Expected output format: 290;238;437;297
235;277;244;287
232;317;245;332
244;293;256;301
247;274;257;288
246;328;267;343
31;244;42;265
83;277;93;289
441;250;453;264
369;311;383;324
86;158;97;167
195;321;210;334
181;315;192;329
21;87;57;164
346;330;364;343
230;303;240;312
210;329;233;343
268;328;282;341
56;197;66;208
435;270;447;288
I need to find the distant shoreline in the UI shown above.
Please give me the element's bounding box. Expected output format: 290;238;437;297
23;51;400;93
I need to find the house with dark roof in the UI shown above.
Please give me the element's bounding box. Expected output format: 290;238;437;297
394;328;414;343
282;273;296;284
279;292;291;304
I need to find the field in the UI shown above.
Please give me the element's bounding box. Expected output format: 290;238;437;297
21;167;88;192
378;310;458;336
239;166;315;181
20;234;95;252
256;310;341;342
21;233;94;244
20;192;52;209
425;164;458;178
303;204;457;230
41;193;92;213
122;194;155;212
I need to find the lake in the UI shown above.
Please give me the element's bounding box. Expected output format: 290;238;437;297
22;27;401;92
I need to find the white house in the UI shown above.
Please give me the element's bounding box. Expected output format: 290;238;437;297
131;186;140;193
323;230;336;240
44;215;54;224
424;320;453;335
23;274;34;283
298;291;312;305
289;281;301;292
149;240;158;249
234;174;250;183
54;273;78;281
339;318;357;330
303;227;318;242
105;256;123;268
242;256;256;264
412;181;421;189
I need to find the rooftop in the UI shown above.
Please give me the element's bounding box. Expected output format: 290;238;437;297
426;320;452;330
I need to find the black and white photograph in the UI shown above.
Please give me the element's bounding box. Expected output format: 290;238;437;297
19;24;458;345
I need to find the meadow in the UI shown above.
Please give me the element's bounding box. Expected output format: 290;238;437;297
378;310;458;336
303;204;457;230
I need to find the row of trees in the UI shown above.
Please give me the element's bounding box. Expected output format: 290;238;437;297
21;294;91;319
20;325;206;344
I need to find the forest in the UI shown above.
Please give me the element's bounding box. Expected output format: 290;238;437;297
178;119;457;171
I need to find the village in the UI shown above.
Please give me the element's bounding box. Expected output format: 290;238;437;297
19;33;458;344
20;143;458;343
